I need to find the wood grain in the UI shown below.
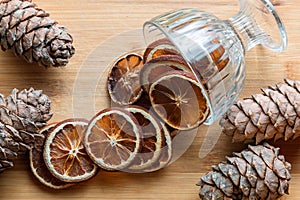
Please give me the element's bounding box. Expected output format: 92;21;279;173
0;0;299;199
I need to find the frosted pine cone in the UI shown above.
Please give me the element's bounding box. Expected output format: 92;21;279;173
220;79;300;144
0;0;75;67
0;88;52;172
197;143;291;200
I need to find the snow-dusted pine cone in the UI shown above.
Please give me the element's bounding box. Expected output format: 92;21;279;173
197;143;291;200
0;88;52;172
0;0;75;67
220;79;300;144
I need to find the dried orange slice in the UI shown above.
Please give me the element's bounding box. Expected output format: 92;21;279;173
209;38;229;72
124;105;163;172
140;55;191;92
84;107;142;171
43;119;99;183
143;38;181;63
107;53;144;105
147;122;172;171
30;123;73;189
149;70;210;130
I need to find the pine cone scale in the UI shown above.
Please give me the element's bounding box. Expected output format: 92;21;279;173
228;157;247;175
265;88;295;124
277;83;300;117
245;165;257;188
0;107;13;126
256;179;268;199
0;160;13;172
22;31;33;50
250;153;266;179
261;147;275;169
10;10;24;28
6;125;22;141
265;168;279;193
273;159;284;178
244;122;257;140
241;176;251;196
227;165;240;187
214;172;234;197
279;179;289;195
2;0;20;16
263;125;277;140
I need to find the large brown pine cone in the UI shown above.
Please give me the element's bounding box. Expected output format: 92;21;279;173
0;88;52;172
220;79;300;144
0;0;75;67
197;143;291;200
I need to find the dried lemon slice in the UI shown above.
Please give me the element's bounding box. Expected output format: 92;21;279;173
84;107;142;171
124;105;164;172
143;38;181;63
148;121;172;171
149;70;209;130
30;123;73;189
107;53;144;105
43;119;99;183
140;55;191;92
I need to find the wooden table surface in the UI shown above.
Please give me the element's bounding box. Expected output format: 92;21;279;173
0;0;300;199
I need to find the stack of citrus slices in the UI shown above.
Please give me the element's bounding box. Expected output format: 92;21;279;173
83;106;172;173
29;37;227;189
102;38;219;172
29;119;99;189
107;38;212;132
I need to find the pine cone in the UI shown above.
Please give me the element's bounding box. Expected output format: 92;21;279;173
0;0;75;67
0;88;52;172
220;79;300;144
197;143;291;200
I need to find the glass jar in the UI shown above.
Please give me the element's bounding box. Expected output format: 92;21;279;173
143;0;287;124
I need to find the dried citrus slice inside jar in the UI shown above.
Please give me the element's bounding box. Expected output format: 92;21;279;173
30;123;73;189
149;70;210;130
107;53;144;105
209;38;229;72
143;38;181;63
84;107;142;171
140;55;191;92
124;105;163;172
43;119;99;183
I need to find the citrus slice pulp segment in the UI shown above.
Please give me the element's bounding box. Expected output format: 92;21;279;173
149;71;210;130
43;119;99;183
107;53;144;105
30;123;73;189
84;108;141;171
143;38;181;63
124;106;163;172
140;55;191;92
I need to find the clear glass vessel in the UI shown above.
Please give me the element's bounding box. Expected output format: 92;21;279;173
143;0;287;124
